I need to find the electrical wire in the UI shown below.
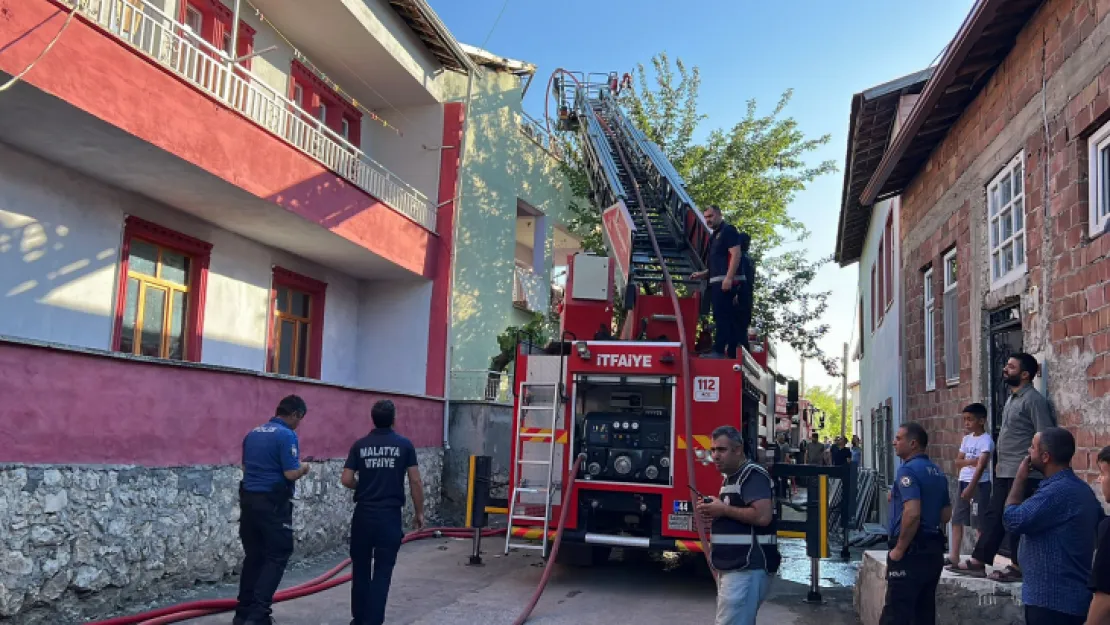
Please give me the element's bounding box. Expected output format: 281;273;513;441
0;1;80;94
480;0;511;49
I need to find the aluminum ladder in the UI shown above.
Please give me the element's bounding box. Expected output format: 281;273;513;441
504;381;561;557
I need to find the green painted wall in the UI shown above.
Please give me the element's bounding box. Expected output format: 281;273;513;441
441;68;576;378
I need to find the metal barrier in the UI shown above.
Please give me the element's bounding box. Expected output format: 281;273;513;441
770;462;856;603
465;455;508;565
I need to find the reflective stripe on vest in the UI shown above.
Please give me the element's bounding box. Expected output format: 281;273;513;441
712;533;778;545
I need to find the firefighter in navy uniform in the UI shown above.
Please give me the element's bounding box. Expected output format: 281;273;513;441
697;425;781;625
234;395;311;625
881;422;952;625
341;399;425;625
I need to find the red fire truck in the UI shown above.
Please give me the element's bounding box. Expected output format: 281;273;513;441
504;72;775;561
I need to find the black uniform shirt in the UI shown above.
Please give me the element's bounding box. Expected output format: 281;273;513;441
1090;516;1110;594
344;428;418;512
708;223;741;279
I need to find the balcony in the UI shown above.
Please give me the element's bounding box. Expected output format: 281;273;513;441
512;264;549;313
71;0;436;232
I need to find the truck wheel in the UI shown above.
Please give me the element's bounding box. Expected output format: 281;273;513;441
553;542;603;567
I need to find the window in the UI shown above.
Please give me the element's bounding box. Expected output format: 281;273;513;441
267;267;327;379
177;1;256;69
1089;119;1110;237
877;240;885;325
112;216;211;362
924;267;936;391
290;60;362;147
884;209;894;308
870;265;877;333
988;153;1026;288
943;249;959;384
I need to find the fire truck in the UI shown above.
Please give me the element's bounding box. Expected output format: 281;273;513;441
504;72;775;562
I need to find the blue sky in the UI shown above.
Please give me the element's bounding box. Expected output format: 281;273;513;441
428;0;975;391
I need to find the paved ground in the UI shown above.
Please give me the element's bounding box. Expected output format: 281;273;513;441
167;536;861;625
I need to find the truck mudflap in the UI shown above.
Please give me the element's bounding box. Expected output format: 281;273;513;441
508;527;707;553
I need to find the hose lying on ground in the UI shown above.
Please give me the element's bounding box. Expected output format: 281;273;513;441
86;528;505;625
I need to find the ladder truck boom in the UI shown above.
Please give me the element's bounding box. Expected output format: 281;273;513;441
504;71;775;565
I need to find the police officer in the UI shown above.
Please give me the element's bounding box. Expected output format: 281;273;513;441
697;425;781;625
234;395;311;625
881;422;952;625
341;399;425;625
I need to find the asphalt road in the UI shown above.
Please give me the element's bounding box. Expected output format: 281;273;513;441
169;536;861;625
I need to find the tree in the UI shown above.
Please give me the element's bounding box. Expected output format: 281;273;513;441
561;52;840;374
803;385;854;442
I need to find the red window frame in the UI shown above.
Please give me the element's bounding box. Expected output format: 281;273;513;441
111;216;212;362
266;267;327;380
884;209;894;308
289;60;362;147
178;0;257;70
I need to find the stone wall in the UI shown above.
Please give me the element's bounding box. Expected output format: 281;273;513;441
854;550;1025;625
0;449;441;625
441;401;514;526
899;0;1110;480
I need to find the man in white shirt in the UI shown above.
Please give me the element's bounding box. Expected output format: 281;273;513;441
947;403;994;569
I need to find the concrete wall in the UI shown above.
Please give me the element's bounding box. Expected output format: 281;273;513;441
857;197;902;476
898;0;1110;480
0;143;432;394
441;401;514;525
364;103;445;204
440;68;578;374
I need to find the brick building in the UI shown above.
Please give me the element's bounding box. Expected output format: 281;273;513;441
843;0;1110;482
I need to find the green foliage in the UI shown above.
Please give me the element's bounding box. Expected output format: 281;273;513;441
559;52;841;374
804;385;854;442
489;308;560;373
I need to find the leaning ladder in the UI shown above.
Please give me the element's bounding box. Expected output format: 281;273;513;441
504;382;561;557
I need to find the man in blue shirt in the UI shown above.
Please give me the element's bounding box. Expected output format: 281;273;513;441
1003;427;1101;625
881;422;951;625
234;395;311;625
691;204;745;359
341;399;425;625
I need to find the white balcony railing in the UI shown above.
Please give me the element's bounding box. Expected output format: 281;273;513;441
512;265;549;312
73;0;437;232
450;369;512;403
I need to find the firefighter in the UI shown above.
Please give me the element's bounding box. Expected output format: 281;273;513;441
880;422;952;625
341;399;425;625
732;231;755;352
690;205;744;359
234;395;311;625
697;425;781;625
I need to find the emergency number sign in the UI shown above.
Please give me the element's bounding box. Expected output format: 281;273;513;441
693;376;720;402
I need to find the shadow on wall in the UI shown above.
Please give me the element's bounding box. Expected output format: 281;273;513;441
448;71;580;373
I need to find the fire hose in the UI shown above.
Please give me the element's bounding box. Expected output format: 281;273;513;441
544;70;717;577
87;455;588;625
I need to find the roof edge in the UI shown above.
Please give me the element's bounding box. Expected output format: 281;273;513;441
859;0;1003;206
407;0;479;75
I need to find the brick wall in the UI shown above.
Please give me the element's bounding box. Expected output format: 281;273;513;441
899;0;1110;481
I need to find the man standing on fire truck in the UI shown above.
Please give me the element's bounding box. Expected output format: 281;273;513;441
697;425;781;625
691;205;745;359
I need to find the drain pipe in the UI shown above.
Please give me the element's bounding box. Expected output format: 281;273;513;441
441;67;477;450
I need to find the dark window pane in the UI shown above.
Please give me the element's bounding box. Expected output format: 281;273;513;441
292;290;310;318
129;240;158;276
120;277;140;353
276;287;289;314
296;321;309;376
161;250;190;285
140;286;166;357
168;290;186;360
278;319;295;374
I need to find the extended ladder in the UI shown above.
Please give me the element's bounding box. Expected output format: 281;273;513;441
505;381;562;557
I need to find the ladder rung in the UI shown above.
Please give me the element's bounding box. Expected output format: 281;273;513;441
518;432;553;439
511;515;549;521
516;487;549;493
508;543;546;551
518;460;551;465
520;405;556;410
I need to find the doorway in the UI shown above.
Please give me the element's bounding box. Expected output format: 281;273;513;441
987;303;1021;558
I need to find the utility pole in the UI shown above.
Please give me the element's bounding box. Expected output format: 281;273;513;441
839;342;848;440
